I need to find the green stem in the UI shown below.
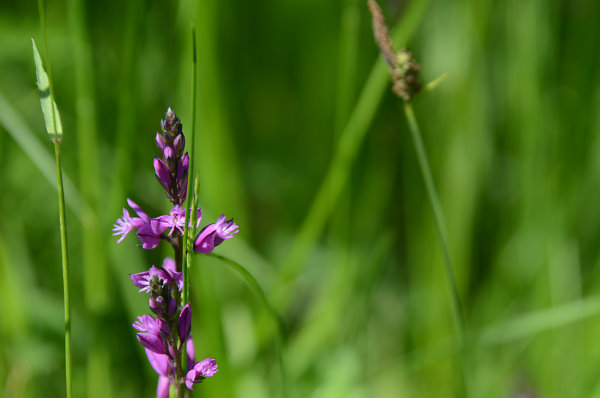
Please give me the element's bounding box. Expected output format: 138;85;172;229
37;1;72;397
181;25;197;378
55;141;73;398
402;102;470;396
183;24;197;307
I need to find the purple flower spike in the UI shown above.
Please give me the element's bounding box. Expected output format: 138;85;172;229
154;158;172;191
185;358;218;390
178;305;192;344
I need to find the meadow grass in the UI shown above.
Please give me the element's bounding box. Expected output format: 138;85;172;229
1;0;600;397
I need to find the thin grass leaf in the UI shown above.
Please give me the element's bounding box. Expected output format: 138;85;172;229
32;38;63;138
205;252;288;396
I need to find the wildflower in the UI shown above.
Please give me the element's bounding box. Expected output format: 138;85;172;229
155;108;189;205
113;199;164;248
194;215;239;254
186;358;219;390
117;108;234;396
112;199;150;243
133;315;169;354
151;205;201;237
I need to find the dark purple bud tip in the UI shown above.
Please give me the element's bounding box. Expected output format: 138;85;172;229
178;304;192;343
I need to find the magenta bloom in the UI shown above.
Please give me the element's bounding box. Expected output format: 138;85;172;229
119;108;228;396
185;358;219;390
130;257;182;293
151;205;201;237
113;199;164;249
133;315;169;355
193;215;239;254
112;199;150;243
154;108;189;205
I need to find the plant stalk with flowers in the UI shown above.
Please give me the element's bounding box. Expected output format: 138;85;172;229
113;108;239;397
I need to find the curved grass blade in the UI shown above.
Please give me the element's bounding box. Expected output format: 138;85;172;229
205;252;287;396
275;0;431;307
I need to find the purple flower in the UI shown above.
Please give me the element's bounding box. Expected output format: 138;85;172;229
178;304;192;344
151;205;200;237
185;358;218;390
113;199;164;248
130;265;170;293
150;294;177;317
112;199;149;243
154;158;171;192
136;223;163;249
155;108;189;205
145;337;199;397
133;315;169;354
193;215;239;254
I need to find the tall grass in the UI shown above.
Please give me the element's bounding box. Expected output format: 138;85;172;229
1;0;600;397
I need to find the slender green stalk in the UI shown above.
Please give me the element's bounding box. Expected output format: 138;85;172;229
403;102;470;396
274;0;431;309
37;1;72;396
183;24;197;307
54;142;72;398
181;24;198;385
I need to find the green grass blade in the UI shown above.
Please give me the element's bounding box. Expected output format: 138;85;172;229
206;252;287;396
31;38;62;138
275;0;431;307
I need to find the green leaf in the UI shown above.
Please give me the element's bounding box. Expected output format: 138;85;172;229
31;38;63;137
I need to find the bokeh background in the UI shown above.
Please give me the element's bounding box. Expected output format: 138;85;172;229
1;0;600;396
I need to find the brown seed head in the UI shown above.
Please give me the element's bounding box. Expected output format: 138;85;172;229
367;0;422;102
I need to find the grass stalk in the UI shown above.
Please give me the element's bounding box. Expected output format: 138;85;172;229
274;0;431;309
36;1;72;396
183;24;197;307
402;102;470;396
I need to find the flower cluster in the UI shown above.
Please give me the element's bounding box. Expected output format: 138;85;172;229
113;108;237;397
130;258;217;396
112;108;239;252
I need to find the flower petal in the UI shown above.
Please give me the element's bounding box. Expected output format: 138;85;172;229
156;376;171;398
178;305;192;343
137;333;166;354
145;349;170;377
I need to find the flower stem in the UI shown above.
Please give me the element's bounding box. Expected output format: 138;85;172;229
183;23;197;307
402;102;470;396
37;0;72;396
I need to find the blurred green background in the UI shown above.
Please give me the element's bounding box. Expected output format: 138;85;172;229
1;0;600;396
